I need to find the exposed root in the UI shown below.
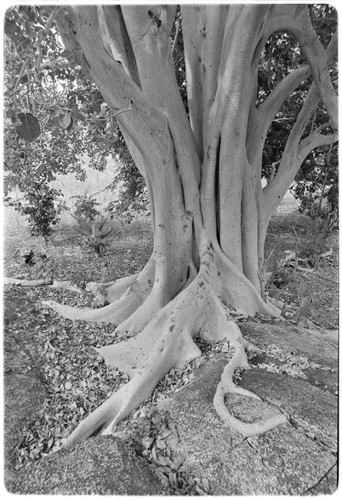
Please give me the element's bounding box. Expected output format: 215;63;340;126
49;280;87;293
42;266;155;324
201;285;287;435
4;277;53;286
42;289;142;324
111;286;171;338
105;259;155;303
42;259;155;324
62;242;287;448
105;273;140;303
64;361;173;448
214;242;281;317
64;287;203;447
213;340;288;437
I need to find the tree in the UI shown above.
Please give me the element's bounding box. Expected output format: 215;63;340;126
10;4;338;446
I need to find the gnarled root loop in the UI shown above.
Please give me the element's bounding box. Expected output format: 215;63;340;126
213;342;288;437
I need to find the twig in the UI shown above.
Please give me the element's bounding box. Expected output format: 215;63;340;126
171;12;181;58
269;161;278;181
44;7;64;34
13;57;29;97
112;101;132;118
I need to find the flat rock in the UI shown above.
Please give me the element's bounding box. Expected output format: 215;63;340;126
159;355;337;495
8;436;170;495
240;320;337;369
155;320;338;495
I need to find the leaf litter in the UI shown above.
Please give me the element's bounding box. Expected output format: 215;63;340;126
5;274;235;494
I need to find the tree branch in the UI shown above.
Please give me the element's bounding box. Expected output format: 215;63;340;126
171;12;181;58
289;9;338;132
297;130;337;165
97;5;140;86
263;85;318;218
182;5;228;157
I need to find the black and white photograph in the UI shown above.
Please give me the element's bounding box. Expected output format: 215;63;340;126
2;1;338;495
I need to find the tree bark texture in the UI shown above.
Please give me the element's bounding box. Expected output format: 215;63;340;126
46;4;337;446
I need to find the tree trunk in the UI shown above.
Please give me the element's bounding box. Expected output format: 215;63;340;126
45;4;337;446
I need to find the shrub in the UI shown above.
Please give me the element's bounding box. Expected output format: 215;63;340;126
5;183;61;240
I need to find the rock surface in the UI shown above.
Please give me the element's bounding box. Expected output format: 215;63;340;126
7;436;170;495
153;321;338;495
158;360;337;494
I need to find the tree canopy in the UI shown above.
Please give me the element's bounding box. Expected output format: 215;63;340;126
4;4;338;447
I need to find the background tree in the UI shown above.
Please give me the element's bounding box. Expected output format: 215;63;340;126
5;4;338;446
258;5;338;223
4;5;146;237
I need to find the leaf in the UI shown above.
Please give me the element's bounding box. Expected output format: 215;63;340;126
46;170;55;181
202;478;209;491
93;101;101;113
99;228;113;240
168;471;177;489
16;113;41;142
6;108;16;119
5;19;20;43
151;447;159;463
141;436;154;450
58;112;73;130
156;455;169;466
51;128;60;138
156;438;166;450
72;109;86;122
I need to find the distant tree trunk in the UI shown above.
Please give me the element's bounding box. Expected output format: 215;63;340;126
44;4;337;446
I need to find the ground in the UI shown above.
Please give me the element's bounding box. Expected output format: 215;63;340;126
3;205;338;494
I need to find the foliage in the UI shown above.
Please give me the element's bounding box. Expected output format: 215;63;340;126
5;183;62;240
260;5;338;218
75;217;114;256
4;5;145;226
71;194;101;222
296;221;330;268
105;150;149;218
68;195;121;255
265;215;330;302
290;145;338;226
